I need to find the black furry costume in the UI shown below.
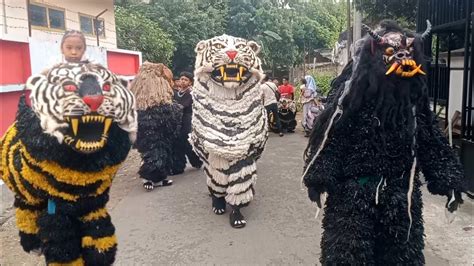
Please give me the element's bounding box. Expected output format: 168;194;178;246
278;99;297;132
303;20;467;265
130;62;183;188
1;63;137;265
135;104;182;184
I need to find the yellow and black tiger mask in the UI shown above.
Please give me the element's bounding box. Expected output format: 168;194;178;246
0;62;138;265
28;63;137;153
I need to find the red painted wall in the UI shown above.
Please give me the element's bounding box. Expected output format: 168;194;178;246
0;40;32;136
0;40;31;85
107;51;139;76
0;91;25;135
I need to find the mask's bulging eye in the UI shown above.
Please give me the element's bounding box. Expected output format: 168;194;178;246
236;44;245;49
64;84;77;92
385;47;395;55
215;43;225;49
103;83;111;92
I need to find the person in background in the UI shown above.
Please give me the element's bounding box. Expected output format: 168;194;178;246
272;78;280;87
278;77;295;100
129;62;182;191
300;75;319;136
42;30;88;74
171;72;203;175
173;76;182;91
60;30;88;63
262;75;283;137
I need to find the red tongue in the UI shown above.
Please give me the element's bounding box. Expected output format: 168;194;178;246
82;95;104;111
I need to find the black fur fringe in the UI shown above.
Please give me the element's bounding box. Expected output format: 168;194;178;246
303;20;465;265
136;103;182;182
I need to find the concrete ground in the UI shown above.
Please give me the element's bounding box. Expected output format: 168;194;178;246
0;130;473;265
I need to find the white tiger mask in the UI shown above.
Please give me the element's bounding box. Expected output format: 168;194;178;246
26;63;138;153
194;34;264;90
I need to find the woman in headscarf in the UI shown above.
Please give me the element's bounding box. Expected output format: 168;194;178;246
300;75;322;136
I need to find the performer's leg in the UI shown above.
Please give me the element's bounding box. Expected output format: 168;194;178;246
225;160;257;228
139;153;172;191
288;112;297;132
184;139;203;169
14;198;44;253
171;137;186;175
374;179;425;265
270;103;283;135
320;180;376;265
79;205;117;265
37;202;83;265
205;164;228;214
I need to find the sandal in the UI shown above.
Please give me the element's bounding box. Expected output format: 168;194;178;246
212;196;226;215
229;209;246;228
143;181;154;191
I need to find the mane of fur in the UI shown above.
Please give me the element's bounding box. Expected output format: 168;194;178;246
129;62;174;110
305;21;427;160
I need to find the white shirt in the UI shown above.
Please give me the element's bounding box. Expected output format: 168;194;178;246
262;81;278;106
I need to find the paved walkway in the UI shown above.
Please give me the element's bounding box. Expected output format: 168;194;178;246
0;130;472;265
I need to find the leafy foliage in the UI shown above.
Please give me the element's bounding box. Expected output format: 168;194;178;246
354;0;417;28
114;6;174;64
315;73;335;96
115;0;347;74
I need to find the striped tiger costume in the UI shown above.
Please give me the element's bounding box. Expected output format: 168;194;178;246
0;63;137;265
191;35;268;228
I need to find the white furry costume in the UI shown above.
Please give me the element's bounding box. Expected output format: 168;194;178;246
190;34;268;207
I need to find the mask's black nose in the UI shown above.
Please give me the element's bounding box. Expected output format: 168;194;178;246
79;75;104;112
79;75;102;98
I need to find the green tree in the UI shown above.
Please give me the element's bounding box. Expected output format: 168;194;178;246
354;0;417;28
114;6;175;64
132;0;229;73
114;0;347;74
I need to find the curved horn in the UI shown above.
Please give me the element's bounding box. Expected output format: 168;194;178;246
421;20;432;40
362;24;383;43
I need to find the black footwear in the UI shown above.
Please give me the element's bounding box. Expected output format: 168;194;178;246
170;170;184;176
192;163;203;169
143;181;154;191
229;209;246;228
279;132;284;137
212;196;226;215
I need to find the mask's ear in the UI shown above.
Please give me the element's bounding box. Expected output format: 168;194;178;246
195;40;208;53
26;74;47;87
119;78;129;88
248;41;261;54
407;37;415;48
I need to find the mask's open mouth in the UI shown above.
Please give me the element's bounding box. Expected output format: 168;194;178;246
211;64;251;85
63;114;113;154
385;59;426;78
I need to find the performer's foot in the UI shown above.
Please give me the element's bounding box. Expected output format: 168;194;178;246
157;179;173;187
143;181;154;191
191;162;203;169
229;209;246;228
279;132;284;137
170;169;184;176
212;196;226;215
288;129;295;133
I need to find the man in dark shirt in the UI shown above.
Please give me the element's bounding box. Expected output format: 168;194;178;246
171;72;203;175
